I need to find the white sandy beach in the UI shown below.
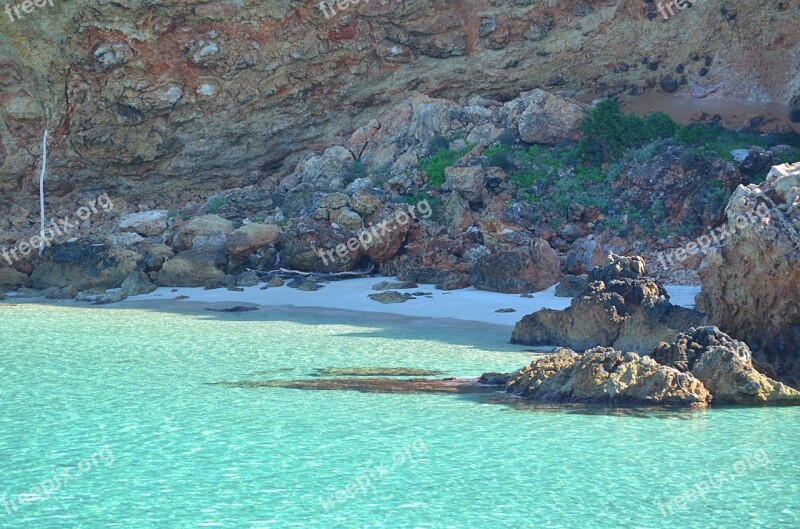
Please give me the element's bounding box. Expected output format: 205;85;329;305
113;277;701;328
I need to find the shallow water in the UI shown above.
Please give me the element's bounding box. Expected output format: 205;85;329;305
1;303;798;528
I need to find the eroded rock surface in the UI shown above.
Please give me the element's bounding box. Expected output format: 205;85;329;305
697;163;800;384
511;254;701;353
506;348;711;407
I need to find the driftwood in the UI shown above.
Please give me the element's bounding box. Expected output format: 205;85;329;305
248;264;375;281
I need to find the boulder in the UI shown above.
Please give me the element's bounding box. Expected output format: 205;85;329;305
118;210;170;237
31;240;142;290
157;250;225;287
511;253;702;353
471;240;559;294
224;223;282;259
697;163;800;384
516;89;588;145
651;327;800;404
281;217;362;273
443;166;486;202
506;348;711;406
372;280;418;291
173;215;234;259
0;268;32;289
368;291;414;304
143;244;175;272
302;146;355;193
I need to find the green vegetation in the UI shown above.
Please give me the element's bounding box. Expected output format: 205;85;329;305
420;143;473;188
207;196;227;214
349;160;367;182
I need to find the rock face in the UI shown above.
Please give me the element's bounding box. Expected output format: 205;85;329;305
511;254;702;353
651;327;800;405
697;163;800;384
506;348;711;407
1;1;797;200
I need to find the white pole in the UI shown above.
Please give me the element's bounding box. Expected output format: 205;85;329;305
39;130;47;255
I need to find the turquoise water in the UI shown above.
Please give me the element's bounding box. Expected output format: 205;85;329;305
0;303;798;528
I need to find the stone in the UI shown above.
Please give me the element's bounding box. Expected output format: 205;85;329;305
697;163;800;384
517;89;589;145
266;275;285;287
0;268;31;289
157;250;225;288
372;280;418;291
224;223;282;259
31;240;142;290
368;291;414;304
471;241;560;294
512;254;702;354
651;327;800;404
435;272;470;290
118;210;170;237
506;348;711;407
173;215;234;256
235;270;261;287
281;217;363;272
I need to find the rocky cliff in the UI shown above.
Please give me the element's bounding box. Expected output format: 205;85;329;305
1;0;799;206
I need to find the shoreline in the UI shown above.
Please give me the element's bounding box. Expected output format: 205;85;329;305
2;277;701;328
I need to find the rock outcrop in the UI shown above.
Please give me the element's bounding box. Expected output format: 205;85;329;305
511;254;702;353
651;327;800;405
506;348;711;407
697;163;800;384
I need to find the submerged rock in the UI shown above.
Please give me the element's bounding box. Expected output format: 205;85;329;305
310;367;446;377
506;348;711;407
211;377;495;395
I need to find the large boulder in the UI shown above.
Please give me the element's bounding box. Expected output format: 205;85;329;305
511;253;702;353
224;223;282;259
515;89;588;145
157;250;225;287
31;240;142;290
696;163;800;384
506;348;711;407
0;268;31;289
651;327;800;404
301;146;355;193
118;210;170;237
173;215;235;257
471;240;560;294
281;218;363;273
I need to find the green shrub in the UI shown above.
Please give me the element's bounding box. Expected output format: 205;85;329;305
420;145;472;187
207;197;226;213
